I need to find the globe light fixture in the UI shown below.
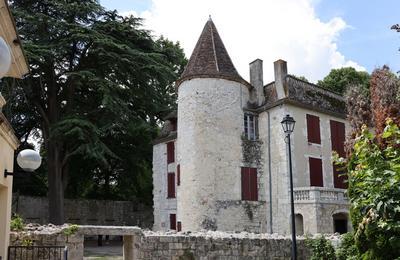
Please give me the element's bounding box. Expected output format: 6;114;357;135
4;149;42;177
281;114;297;260
0;37;12;79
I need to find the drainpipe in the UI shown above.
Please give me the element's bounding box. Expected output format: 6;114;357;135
267;111;273;234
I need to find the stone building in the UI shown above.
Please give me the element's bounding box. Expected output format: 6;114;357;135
0;0;29;258
153;18;350;235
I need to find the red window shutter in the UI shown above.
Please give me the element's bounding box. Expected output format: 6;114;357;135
330;120;347;188
177;164;180;186
309;158;323;187
177;221;182;232
167;173;175;198
167;142;175;164
307;114;321;144
333;164;348;189
330;120;346;157
250;168;258;201
241;167;258;201
170;214;176;230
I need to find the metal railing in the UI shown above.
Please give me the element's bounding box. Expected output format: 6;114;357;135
7;246;68;260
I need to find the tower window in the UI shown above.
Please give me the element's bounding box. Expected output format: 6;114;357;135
167;172;176;198
167;141;175;164
244;114;258;141
241;167;258;201
169;214;176;230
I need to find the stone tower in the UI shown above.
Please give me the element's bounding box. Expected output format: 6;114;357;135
176;18;254;231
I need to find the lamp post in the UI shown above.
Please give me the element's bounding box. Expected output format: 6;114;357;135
4;149;42;177
0;36;12;79
281;114;297;260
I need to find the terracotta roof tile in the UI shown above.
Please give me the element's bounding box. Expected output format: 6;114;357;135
177;18;250;88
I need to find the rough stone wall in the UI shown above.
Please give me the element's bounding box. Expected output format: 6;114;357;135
13;195;152;227
9;225;84;260
136;231;312;260
177;78;261;232
153;142;177;231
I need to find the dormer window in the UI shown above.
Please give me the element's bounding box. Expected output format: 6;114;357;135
244;114;258;141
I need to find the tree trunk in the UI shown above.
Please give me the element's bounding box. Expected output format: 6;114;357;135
47;139;65;224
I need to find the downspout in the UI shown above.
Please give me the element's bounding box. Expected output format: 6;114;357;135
267;111;273;234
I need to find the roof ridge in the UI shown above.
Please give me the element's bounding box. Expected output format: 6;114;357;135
210;22;219;72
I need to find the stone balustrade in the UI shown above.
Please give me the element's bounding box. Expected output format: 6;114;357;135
294;187;348;204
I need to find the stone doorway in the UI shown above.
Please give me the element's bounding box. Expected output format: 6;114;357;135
332;213;348;234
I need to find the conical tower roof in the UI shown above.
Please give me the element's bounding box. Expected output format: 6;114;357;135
177;18;250;88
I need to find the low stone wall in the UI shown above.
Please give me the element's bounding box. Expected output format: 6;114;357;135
136;231;312;260
9;224;84;260
13;195;153;227
10;225;340;260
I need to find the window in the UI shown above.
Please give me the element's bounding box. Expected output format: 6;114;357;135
167;141;175;164
244;114;258;141
241;167;258;201
309;157;323;187
306;114;321;144
170;119;177;131
177;221;182;232
330;120;347;188
169;214;176;230
167;172;175;198
177;164;180;186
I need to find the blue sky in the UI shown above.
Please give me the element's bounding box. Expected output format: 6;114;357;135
100;0;400;81
315;0;400;73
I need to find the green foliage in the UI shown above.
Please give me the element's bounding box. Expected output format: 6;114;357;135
3;0;187;207
341;119;400;259
335;232;360;260
306;235;336;260
10;214;24;231
21;238;33;246
63;224;79;236
318;67;370;95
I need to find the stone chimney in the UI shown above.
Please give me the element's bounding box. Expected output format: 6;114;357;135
274;59;288;99
249;59;265;105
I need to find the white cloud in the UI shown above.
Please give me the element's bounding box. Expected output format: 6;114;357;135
132;0;365;83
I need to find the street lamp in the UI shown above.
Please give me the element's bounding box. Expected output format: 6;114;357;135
281;114;297;260
4;149;42;178
0;36;12;79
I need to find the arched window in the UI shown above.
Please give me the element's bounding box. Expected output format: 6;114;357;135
295;214;304;235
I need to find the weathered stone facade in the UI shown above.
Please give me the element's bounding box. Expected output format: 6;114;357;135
152;19;350;235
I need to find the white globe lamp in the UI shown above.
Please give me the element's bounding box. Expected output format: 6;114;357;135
0;37;12;79
17;149;42;172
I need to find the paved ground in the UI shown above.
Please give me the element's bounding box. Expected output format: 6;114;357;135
84;240;123;260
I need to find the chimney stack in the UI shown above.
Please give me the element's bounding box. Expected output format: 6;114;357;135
249;59;265;105
274;59;287;99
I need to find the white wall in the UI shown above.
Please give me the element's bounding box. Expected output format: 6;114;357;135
177;78;268;232
152;142;177;231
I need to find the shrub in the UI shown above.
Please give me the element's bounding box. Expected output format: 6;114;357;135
343;119;400;259
335;232;360;260
306;235;336;260
10;214;24;231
